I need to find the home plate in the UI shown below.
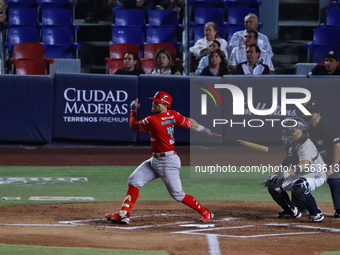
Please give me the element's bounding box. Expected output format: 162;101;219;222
179;224;215;228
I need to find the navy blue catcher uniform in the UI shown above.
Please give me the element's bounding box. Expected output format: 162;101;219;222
302;102;340;218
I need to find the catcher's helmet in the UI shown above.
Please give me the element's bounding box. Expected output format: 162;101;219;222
282;117;307;138
302;101;322;122
150;91;172;108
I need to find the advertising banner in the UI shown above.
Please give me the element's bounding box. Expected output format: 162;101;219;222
53;73;138;141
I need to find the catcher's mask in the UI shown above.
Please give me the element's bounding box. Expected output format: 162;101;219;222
282;117;307;140
301;101;321;122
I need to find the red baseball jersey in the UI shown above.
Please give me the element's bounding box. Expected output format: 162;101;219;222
130;110;192;153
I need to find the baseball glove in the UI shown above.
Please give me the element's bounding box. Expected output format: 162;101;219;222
264;176;284;189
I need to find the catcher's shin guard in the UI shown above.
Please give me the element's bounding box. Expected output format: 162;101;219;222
268;188;295;214
292;178;319;216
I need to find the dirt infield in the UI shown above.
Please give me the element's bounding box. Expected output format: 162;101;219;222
1;146;340;255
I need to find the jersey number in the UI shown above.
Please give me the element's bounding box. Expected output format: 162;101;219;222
167;125;174;138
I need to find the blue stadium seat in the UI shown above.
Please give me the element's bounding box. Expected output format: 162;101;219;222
40;0;77;8
6;0;37;8
113;9;145;28
148;10;179;27
227;7;259;25
146;27;179;46
42;27;81;58
226;25;244;42
7;27;40;56
326;9;340;27
41;7;73;27
194;8;226;27
111;27;145;47
7;6;38;27
225;0;261;9
312;27;340;45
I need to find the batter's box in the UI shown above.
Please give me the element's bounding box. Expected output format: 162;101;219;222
172;223;340;238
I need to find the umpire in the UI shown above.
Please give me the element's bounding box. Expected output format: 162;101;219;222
302;102;340;218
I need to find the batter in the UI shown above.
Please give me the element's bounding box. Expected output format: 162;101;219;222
106;91;214;224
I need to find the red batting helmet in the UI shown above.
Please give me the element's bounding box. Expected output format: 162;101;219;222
150;91;172;108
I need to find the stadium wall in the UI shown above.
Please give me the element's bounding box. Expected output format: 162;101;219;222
0;74;338;145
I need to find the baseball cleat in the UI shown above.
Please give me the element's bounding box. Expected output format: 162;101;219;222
310;213;324;222
277;206;301;219
200;208;214;222
334;211;340;218
105;212;130;224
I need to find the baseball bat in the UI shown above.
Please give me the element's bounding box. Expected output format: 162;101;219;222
237;140;269;152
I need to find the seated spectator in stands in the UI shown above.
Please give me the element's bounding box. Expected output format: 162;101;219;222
308;51;340;76
229;29;274;74
109;0;150;21
149;0;184;18
0;0;6;22
150;48;182;75
199;49;230;77
236;44;269;75
115;51;145;76
189;22;228;60
194;40;227;75
229;13;273;59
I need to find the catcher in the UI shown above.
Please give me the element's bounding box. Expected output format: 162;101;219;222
265;117;327;222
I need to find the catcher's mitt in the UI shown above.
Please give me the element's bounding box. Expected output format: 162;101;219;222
264;176;284;189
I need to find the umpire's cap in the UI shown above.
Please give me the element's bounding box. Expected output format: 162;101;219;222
150;91;172;108
303;101;322;114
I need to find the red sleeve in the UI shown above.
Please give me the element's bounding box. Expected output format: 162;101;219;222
129;111;150;133
173;110;192;129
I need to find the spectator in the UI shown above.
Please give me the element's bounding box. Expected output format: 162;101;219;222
114;51;145;76
0;0;6;22
308;51;340;76
189;22;228;60
150;48;182;75
199;49;230;77
229;29;274;74
109;0;150;22
236;44;269;75
194;40;228;75
229;13;273;58
149;0;184;18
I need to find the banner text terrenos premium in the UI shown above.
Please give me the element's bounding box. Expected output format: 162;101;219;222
63;88;129;123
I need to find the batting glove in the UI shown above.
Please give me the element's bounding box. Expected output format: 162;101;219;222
130;98;140;112
202;127;213;137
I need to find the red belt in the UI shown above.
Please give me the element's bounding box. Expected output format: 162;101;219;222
152;151;177;158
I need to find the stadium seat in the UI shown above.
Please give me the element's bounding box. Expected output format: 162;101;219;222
227;7;259;25
326;9;340;27
109;43;141;59
7;6;38;27
111;27;145;47
225;0;261;9
194;8;226;27
41;7;73;27
143;43;175;60
141;59;155;74
148;10;179;27
146;27;179;46
12;42;46;60
42;27;81;58
40;0;77;8
7;27;40;56
113;9;145;28
227;25;244;42
312;27;340;45
11;58;52;75
6;0;37;8
106;58;125;74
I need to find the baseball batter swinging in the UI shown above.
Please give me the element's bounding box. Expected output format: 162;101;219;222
106;91;214;224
